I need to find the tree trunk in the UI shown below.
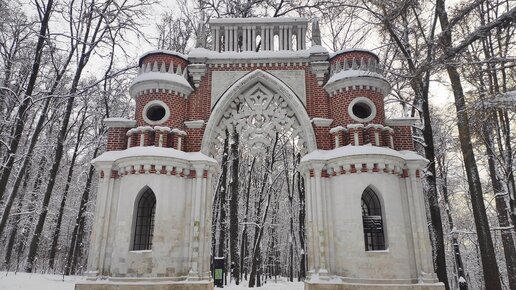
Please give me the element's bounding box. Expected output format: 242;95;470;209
249;134;279;287
0;0;54;202
240;157;255;282
437;157;468;290
2;173;29;270
217;132;229;258
297;153;306;281
229;130;240;284
25;0;101;271
64;146;99;275
435;1;502;288
49;108;87;270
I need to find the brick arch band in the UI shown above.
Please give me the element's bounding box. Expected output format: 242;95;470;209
201;69;317;156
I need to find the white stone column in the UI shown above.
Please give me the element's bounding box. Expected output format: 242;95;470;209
304;170;316;275
403;166;423;279
251;26;256;51
297;26;302;50
228;26;234;51
301;27;306;49
408;164;436;281
98;168;118;274
278;25;284;50
313;164;327;275
200;168;213;278
263;26;268;50
287;25;292;50
323;169;335;273
185;167;199;279
85;165;112;278
193;165;207;279
215;27;220;52
224;27;229;52
242;26;247;51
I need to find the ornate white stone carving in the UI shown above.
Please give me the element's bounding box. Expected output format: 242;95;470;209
202;70;316;156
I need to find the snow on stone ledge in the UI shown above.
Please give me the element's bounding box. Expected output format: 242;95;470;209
138;49;188;62
301;144;427;162
326;69;385;85
210;17;308;24
131;72;192;90
329;48;379;59
188;45;328;60
103;118;136;128
92;146;217;164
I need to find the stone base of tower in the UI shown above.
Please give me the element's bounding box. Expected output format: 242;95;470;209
75;280;213;290
305;281;445;290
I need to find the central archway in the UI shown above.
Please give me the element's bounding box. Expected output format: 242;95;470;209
201;69;316;157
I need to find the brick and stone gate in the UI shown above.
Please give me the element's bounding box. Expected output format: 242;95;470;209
76;17;444;290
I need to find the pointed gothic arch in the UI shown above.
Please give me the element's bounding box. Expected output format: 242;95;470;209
361;186;386;251
201;69;316;156
131;186;156;251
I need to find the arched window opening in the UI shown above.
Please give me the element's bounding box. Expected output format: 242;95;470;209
133;188;156;250
273;34;279;51
361;187;385;251
292;34;298;51
255;35;261;52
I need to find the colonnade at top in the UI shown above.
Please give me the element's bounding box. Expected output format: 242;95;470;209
209;18;308;52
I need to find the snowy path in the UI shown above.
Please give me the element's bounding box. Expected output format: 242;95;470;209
0;272;304;290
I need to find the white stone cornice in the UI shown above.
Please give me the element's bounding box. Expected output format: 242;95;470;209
129;72;193;99
385;118;419;127
324;73;390;96
188;63;207;88
311;118;333;127
103;118;136;128
184;120;205;129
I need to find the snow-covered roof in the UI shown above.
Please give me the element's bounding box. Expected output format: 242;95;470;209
92;146;217;164
327;69;384;84
132;72;191;89
188;46;328;60
330;48;379;60
138;50;187;64
301;144;427;162
129;72;193;98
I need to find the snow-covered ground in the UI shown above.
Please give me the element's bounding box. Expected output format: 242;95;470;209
0;272;303;290
0;271;82;290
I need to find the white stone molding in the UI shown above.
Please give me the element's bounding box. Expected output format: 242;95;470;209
201;69;317;156
188;63;207;88
130;63;193;99
310;61;330;85
311;118;333;127
104;118;136;128
142;100;170;125
385;117;419;127
325;71;391;96
184;120;205;129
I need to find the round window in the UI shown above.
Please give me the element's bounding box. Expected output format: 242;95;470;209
348;97;376;123
142;100;170;125
146;104;166;121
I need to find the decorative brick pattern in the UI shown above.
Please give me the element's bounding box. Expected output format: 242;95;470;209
140;53;188;71
393;125;414;151
330;89;385;127
107;128;129;151
135;93;187;128
107;50;417;155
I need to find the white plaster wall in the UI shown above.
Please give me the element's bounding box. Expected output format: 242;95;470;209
107;174;193;278
327;172;417;281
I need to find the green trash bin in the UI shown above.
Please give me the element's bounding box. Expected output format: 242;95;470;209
213;257;225;288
